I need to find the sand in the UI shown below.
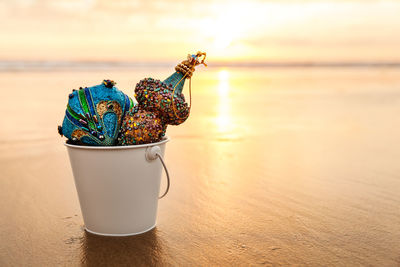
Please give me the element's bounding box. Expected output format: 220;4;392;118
1;67;400;266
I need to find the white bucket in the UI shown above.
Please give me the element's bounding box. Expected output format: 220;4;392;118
65;137;170;236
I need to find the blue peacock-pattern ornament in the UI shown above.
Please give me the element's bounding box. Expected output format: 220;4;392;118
59;80;135;146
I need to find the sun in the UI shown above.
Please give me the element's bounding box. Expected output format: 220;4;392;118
214;34;233;50
199;2;249;53
210;14;240;51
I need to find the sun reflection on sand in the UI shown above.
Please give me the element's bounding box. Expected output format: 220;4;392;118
215;70;232;135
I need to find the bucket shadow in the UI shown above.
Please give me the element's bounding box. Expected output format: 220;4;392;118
80;228;166;266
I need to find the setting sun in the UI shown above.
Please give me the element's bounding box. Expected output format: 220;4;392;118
206;4;246;51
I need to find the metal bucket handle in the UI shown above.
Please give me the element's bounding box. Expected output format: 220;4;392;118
145;146;170;199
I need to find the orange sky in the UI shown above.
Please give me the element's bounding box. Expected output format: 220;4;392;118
1;0;399;62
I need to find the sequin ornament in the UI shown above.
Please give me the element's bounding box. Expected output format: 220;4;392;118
117;52;207;145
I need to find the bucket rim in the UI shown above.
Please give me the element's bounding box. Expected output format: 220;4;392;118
64;136;169;150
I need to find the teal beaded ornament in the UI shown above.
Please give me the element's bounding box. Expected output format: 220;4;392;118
58;80;135;146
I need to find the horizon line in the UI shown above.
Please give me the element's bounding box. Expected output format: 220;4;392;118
1;60;400;71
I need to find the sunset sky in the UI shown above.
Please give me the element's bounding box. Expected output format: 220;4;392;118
1;0;399;63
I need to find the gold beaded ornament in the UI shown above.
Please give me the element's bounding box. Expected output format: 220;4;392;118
117;51;207;145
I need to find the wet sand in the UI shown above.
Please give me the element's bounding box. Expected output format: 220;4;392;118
1;67;400;266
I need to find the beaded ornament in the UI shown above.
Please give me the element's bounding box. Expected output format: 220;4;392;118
58;80;135;146
117;52;207;145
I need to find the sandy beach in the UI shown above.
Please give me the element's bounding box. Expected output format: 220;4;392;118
1;67;400;266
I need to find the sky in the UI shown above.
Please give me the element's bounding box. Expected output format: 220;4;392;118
0;0;400;63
